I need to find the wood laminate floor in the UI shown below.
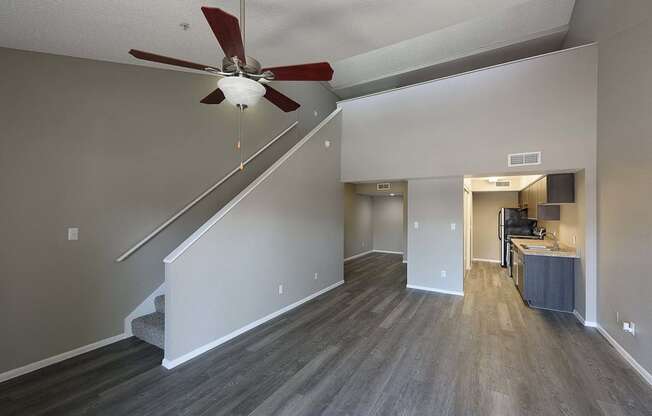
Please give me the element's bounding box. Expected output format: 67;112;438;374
1;253;650;415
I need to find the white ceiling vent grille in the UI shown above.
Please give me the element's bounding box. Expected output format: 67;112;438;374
377;183;391;191
508;152;541;167
495;180;511;187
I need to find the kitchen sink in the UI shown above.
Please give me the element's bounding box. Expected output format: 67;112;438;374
522;244;553;251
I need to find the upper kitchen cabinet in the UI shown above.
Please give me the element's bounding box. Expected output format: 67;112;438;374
545;173;575;204
519;173;575;219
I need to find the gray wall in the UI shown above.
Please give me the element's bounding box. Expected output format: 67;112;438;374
565;1;652;374
472;192;519;262
0;47;337;374
165;113;343;363
339;45;598;182
407;177;464;294
371;196;404;253
344;184;373;259
338;41;599;325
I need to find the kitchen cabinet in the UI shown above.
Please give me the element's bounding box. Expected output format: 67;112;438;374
518;173;574;219
546;173;575;204
518;253;575;312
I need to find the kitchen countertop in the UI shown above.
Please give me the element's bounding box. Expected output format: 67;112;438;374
512;238;579;259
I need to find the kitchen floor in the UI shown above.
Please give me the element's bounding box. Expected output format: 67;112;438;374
1;254;650;415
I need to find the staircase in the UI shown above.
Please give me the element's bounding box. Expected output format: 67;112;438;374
131;295;165;349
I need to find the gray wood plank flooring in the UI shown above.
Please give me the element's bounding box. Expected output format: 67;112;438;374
1;253;650;415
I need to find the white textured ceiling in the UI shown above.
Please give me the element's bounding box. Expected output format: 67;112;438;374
0;0;574;96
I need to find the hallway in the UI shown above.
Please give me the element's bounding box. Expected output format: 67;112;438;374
1;254;650;415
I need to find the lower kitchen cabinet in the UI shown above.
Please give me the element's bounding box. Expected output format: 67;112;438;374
517;253;575;312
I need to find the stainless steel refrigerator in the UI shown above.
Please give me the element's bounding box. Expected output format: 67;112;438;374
498;208;538;268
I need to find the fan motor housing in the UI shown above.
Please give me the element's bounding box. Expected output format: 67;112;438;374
223;56;262;75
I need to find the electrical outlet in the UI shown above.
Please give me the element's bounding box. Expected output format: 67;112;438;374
441;270;447;278
623;321;635;336
278;285;283;295
362;241;366;247
314;272;319;280
314;110;319;117
414;221;419;229
67;227;79;241
616;311;620;323
450;223;456;231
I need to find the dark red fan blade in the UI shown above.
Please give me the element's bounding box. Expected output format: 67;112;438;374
200;88;226;105
201;7;246;63
263;62;334;81
129;49;215;71
264;86;300;112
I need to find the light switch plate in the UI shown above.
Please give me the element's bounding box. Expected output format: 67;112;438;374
450;223;456;231
67;227;79;241
414;221;419;229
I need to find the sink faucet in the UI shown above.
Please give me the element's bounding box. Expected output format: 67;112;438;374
550;232;560;250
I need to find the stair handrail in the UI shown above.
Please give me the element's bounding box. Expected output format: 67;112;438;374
115;121;298;262
164;107;342;264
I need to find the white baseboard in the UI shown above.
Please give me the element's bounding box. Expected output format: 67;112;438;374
0;332;128;383
596;325;652;386
344;250;404;262
344;250;373;262
373;250;404;255
162;280;345;370
406;284;464;297
124;283;165;336
472;258;500;264
573;309;597;327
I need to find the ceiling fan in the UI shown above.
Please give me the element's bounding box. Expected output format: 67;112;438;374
128;2;334;112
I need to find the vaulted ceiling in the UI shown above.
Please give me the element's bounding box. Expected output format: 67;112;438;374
0;0;575;99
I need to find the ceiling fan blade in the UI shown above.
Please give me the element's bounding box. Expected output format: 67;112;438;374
264;86;300;112
129;49;216;72
201;7;246;63
200;88;226;105
263;62;334;81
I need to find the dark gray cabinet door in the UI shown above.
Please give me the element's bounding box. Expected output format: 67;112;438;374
523;255;574;312
547;173;575;203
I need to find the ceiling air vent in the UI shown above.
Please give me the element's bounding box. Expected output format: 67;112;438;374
495;180;511;187
508;151;541;167
377;183;391;191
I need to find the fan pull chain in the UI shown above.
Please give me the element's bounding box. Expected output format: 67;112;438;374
238;105;245;171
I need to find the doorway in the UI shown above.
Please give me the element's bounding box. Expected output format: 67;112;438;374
343;182;407;262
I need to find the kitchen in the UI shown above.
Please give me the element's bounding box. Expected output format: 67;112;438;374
464;171;586;316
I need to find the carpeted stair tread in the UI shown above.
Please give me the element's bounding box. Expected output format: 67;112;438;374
131;312;164;349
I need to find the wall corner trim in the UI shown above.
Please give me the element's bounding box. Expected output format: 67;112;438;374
406;284;464;297
162;280;345;370
573;309;597;327
596;325;652;386
0;333;128;383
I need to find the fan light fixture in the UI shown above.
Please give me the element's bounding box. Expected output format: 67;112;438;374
218;76;265;108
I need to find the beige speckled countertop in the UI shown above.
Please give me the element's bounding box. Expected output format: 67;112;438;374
512;238;579;259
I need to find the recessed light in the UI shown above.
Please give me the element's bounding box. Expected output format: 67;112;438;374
389;193;395;196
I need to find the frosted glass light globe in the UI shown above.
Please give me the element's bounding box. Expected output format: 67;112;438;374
218;76;266;108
